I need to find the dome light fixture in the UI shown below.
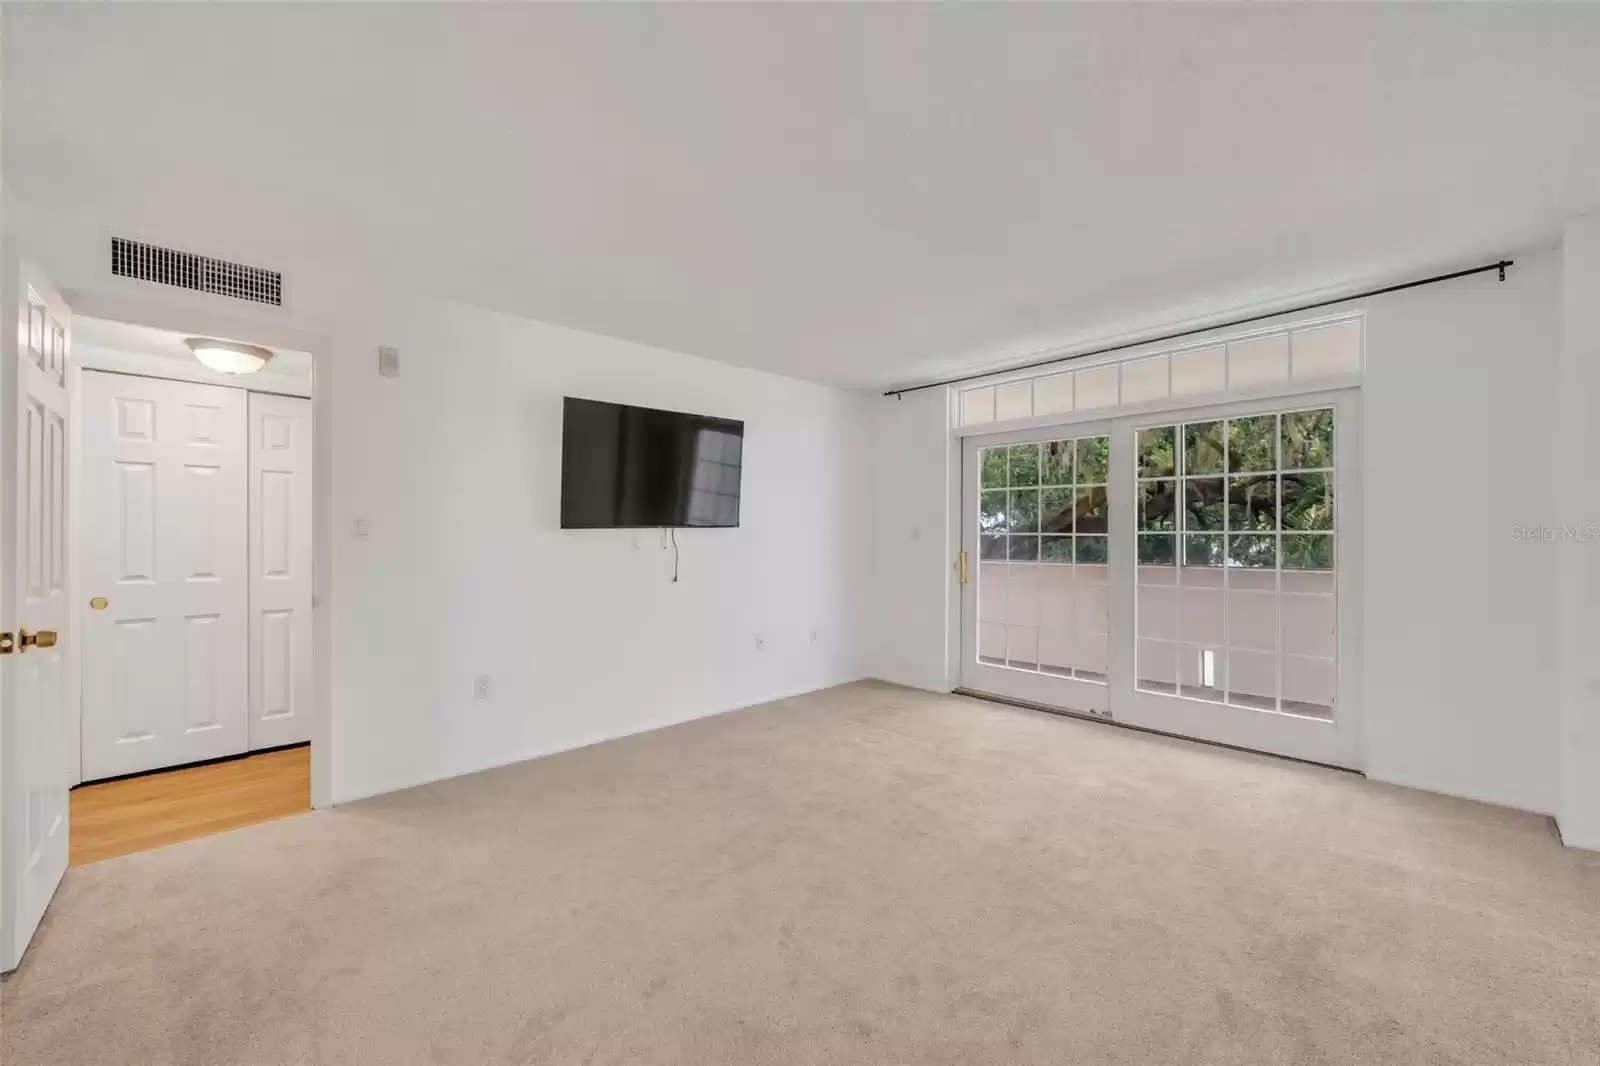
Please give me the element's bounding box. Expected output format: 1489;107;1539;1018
185;337;274;375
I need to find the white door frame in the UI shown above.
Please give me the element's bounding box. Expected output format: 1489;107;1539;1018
956;386;1363;770
59;290;332;809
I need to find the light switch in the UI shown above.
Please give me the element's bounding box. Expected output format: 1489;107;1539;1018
378;347;400;378
353;516;371;541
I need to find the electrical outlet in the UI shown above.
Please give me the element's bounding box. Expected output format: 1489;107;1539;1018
754;633;766;651
472;675;491;700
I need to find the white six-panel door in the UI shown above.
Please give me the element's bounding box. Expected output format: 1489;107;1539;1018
2;256;73;971
80;372;249;781
247;392;311;750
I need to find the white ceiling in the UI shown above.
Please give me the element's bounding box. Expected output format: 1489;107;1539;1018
6;5;1600;390
73;317;313;377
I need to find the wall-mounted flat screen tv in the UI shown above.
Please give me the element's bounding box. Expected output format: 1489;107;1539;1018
560;397;744;529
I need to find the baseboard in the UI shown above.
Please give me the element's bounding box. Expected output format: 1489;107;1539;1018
1556;817;1600;852
864;673;954;696
329;678;862;806
1362;766;1555;819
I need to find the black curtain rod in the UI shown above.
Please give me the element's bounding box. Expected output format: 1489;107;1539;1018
882;258;1513;398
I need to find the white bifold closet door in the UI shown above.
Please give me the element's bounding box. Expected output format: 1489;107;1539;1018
80;372;250;780
246;392;311;752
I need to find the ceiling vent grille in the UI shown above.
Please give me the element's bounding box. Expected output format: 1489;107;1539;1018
110;237;283;307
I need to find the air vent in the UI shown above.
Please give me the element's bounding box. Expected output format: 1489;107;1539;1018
110;237;283;307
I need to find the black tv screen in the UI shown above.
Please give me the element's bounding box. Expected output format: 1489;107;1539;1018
560;397;744;529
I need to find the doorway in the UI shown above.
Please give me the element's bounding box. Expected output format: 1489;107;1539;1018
958;389;1361;769
68;317;314;862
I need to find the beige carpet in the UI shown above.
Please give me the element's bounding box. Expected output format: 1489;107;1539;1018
3;682;1598;1064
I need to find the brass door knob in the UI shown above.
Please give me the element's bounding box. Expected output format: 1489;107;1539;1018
20;629;57;650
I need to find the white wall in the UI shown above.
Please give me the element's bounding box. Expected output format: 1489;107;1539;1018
1559;214;1600;848
1361;252;1562;813
7;195;871;805
868;249;1567;816
868;389;953;692
323;293;871;801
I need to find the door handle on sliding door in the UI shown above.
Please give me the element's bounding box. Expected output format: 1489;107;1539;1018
958;551;970;585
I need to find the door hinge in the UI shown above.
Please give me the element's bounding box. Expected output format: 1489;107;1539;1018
0;632;13;654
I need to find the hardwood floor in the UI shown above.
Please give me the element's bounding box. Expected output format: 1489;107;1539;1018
70;746;311;866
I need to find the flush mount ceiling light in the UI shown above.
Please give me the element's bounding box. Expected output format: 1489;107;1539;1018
185;337;274;374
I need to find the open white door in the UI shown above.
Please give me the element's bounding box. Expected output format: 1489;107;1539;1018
1;252;72;971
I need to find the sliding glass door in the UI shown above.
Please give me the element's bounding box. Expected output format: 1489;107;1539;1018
959;390;1361;769
960;424;1113;715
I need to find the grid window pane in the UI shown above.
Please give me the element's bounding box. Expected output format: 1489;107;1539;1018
1228;334;1289;385
1291;321;1361;378
1040;535;1073;564
1138;426;1176;477
981;447;1008;489
1139;480;1177;531
1075;535;1108;564
1076;437;1110;484
1282;471;1332;531
1041;488;1073;535
1227;415;1277;472
1007;626;1038;670
1137;639;1178;695
1042;440;1074;485
1009;444;1040;487
981;490;1008;533
962;388;995;426
1228;533;1278;569
1184;478;1224;531
978;621;1006;664
1227;475;1276;531
1282;409;1334;470
975;429;1110;688
1076;365;1119;409
994;381;1033;422
1075;487;1109;535
1184;533;1224;567
1121;356;1170;403
1137;533;1175;565
1034;373;1074;415
1138;585;1177;640
1009;489;1039;534
1008;535;1040;562
1282;534;1334;570
1138;407;1339;717
1184;422;1225;475
1171;345;1226;396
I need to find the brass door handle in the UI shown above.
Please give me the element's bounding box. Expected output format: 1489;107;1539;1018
958;551;970;585
20;629;57;650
